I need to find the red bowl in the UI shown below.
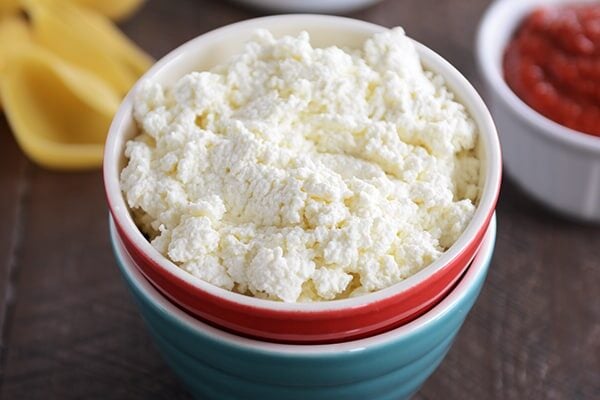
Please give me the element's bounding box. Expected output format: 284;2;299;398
111;215;491;343
111;215;488;343
104;15;502;344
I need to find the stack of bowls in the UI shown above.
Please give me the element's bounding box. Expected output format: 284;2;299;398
104;15;502;399
110;214;497;400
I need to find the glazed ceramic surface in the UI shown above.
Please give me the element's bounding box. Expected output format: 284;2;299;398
231;0;383;13
477;0;600;222
111;215;496;400
105;15;501;343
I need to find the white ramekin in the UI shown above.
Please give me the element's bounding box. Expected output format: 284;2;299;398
477;0;600;222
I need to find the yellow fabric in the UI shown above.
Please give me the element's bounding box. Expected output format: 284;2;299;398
0;0;151;170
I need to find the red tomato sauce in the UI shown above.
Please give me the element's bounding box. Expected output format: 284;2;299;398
503;4;600;137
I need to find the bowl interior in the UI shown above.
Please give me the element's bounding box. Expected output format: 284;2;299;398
112;214;496;353
477;0;600;152
105;14;501;312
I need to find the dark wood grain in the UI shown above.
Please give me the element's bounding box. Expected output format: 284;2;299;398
0;116;29;364
1;0;599;399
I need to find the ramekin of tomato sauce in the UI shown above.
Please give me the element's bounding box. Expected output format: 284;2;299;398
503;3;600;137
477;0;600;222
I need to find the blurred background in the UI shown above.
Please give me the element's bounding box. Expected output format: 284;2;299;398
0;0;598;399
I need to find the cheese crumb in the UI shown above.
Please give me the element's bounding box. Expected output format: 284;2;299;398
121;28;480;302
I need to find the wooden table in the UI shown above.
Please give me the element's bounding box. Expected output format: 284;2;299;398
1;0;599;398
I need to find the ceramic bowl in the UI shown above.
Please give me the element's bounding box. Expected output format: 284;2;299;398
104;15;501;343
477;0;600;222
111;214;496;400
229;0;383;13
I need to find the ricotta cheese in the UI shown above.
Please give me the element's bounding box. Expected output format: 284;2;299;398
120;28;480;302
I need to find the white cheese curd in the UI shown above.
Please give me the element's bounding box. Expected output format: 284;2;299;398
121;28;480;302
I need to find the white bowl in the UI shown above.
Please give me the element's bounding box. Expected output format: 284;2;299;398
230;0;383;13
477;0;600;222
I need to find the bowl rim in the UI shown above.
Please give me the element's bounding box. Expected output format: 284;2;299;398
104;14;501;312
476;0;600;153
230;0;383;13
112;214;496;354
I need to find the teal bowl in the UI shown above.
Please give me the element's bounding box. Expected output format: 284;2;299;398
111;215;496;400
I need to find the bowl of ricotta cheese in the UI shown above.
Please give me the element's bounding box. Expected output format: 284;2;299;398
104;15;502;343
110;212;497;400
